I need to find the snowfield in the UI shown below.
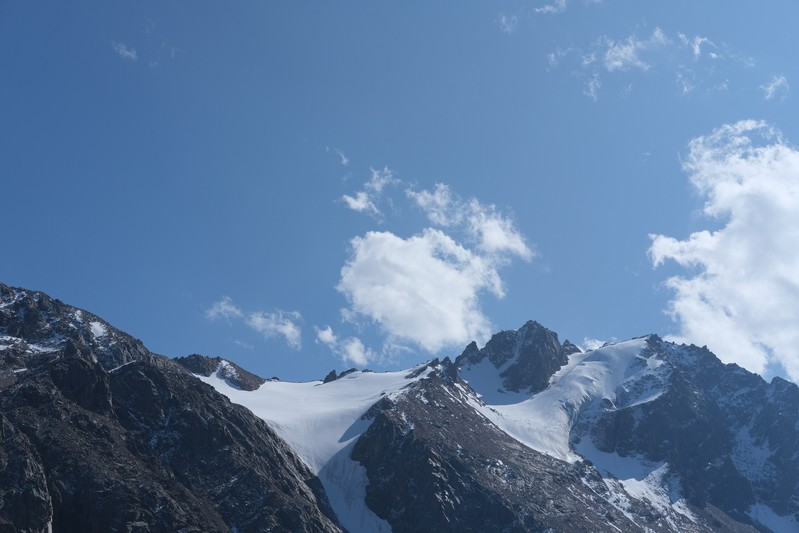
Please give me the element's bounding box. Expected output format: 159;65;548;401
198;364;432;533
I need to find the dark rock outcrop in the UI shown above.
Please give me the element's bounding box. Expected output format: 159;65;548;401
0;284;342;532
174;354;266;391
353;361;644;532
455;320;580;393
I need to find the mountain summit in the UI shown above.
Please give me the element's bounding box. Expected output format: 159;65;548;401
1;283;797;532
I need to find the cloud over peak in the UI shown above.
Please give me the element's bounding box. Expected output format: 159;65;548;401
337;229;502;353
650;120;799;381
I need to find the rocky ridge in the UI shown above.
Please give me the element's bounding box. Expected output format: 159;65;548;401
2;282;798;532
0;283;342;533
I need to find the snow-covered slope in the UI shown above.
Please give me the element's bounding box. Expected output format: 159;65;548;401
462;337;656;462
198;364;433;533
193;322;799;533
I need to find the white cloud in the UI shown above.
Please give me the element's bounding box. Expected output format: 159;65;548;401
233;340;254;350
336;149;350;166
337;178;533;357
407;183;533;261
602;27;668;72
584;73;601;101
316;325;338;346
678;33;715;60
247;310;303;349
315;325;374;366
760;75;789;101
535;0;567;14
546;47;574;68
337;229;505;353
205;296;243;321
547;28;763;100
206;297;302;350
342;167;397;217
499;13;519;35
650;120;799;381
676;68;695;95
112;41;138;61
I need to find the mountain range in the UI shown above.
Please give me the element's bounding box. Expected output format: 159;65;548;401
1;282;797;532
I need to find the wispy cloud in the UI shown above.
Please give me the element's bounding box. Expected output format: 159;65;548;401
584;73;601;101
650;120;799;381
112;41;138;61
498;13;519;35
678;33;715;60
336;149;350;166
407;183;533;261
205;296;243;322
535;0;567;14
601;27;668;72
206;297;303;350
760;75;789;101
341;167;398;218
547;27;757;100
233;340;254;350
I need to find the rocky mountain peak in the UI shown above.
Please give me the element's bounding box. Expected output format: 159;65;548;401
456;320;581;394
174;354;266;391
0;283;150;382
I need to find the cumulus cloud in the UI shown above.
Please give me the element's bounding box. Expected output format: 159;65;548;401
407;183;533;261
650;120;799;381
342;167;397;217
337;176;533;357
206;297;303;350
337;229;505;353
316;325;374;366
760;75;789;101
112;41;138;61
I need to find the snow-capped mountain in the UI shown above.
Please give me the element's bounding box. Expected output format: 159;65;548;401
196;321;799;532
2;283;798;532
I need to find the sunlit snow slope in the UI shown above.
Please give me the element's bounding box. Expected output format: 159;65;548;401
198;365;432;533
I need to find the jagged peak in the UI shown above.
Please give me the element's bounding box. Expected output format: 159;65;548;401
174;354;266;391
456;320;574;394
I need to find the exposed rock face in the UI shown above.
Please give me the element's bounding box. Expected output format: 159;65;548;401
455;320;580;393
352;359;760;533
352;360;639;532
0;284;342;533
175;354;266;391
583;335;799;523
3;282;798;533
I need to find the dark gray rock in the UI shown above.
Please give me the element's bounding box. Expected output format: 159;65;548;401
455;320;580;393
0;284;342;533
174;354;266;391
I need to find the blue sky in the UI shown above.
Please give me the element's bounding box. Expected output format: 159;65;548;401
3;1;799;382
